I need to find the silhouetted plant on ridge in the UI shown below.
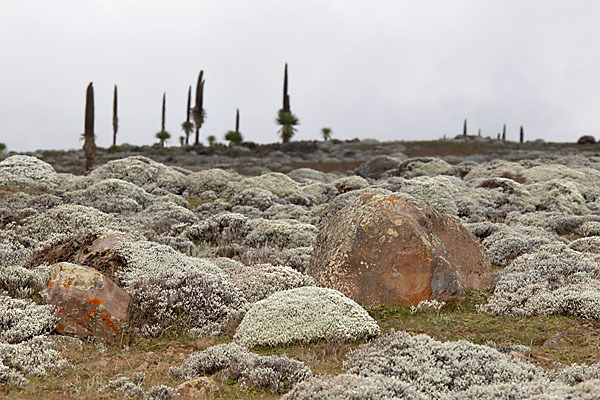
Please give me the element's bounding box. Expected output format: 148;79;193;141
207;135;217;147
181;85;194;145
155;92;170;148
520;126;524;143
112;85;119;147
82;82;96;172
225;108;243;145
276;63;299;143
192;71;206;145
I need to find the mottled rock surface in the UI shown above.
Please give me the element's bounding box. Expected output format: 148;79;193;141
308;193;495;306
176;377;220;398
354;155;400;180
43;262;131;338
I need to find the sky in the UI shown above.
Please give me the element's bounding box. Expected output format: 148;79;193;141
1;0;600;151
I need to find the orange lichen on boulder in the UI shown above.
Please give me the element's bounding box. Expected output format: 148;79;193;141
43;262;131;338
86;298;104;306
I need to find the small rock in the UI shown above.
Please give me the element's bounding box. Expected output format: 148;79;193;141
48;335;84;351
176;377;220;399
90;359;109;369
508;351;528;362
543;331;569;348
156;361;171;372
133;361;149;372
86;233;131;254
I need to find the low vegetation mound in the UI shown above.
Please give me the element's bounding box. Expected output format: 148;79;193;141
234;172;300;198
222;263;314;303
344;330;546;399
13;204;123;245
113;241;247;336
0;155;59;190
89;156;188;194
233;287;380;347
480;246;600;319
185;168;241;197
282;374;426;400
170;342;312;394
64;178;156;214
0;296;67;387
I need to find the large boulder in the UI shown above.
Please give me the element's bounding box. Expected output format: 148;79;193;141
307;193;495;306
43;262;131;338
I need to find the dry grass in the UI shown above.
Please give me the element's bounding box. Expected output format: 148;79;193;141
5;290;600;399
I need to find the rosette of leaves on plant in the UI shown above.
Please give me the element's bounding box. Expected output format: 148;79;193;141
155;130;170;148
225;108;243;145
277;110;299;144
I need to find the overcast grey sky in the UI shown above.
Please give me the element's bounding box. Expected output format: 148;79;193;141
1;0;600;151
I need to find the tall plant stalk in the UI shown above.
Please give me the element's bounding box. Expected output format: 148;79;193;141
192;70;206;145
83;82;96;172
181;86;193;145
225;108;243;145
520;126;524;143
112;85;118;147
161;92;166;132
276;63;299;143
282;63;290;112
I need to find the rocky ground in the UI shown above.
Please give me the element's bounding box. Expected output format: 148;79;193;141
3;138;600;399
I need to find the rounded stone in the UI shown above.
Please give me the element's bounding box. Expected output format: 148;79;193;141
308;193;495;306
